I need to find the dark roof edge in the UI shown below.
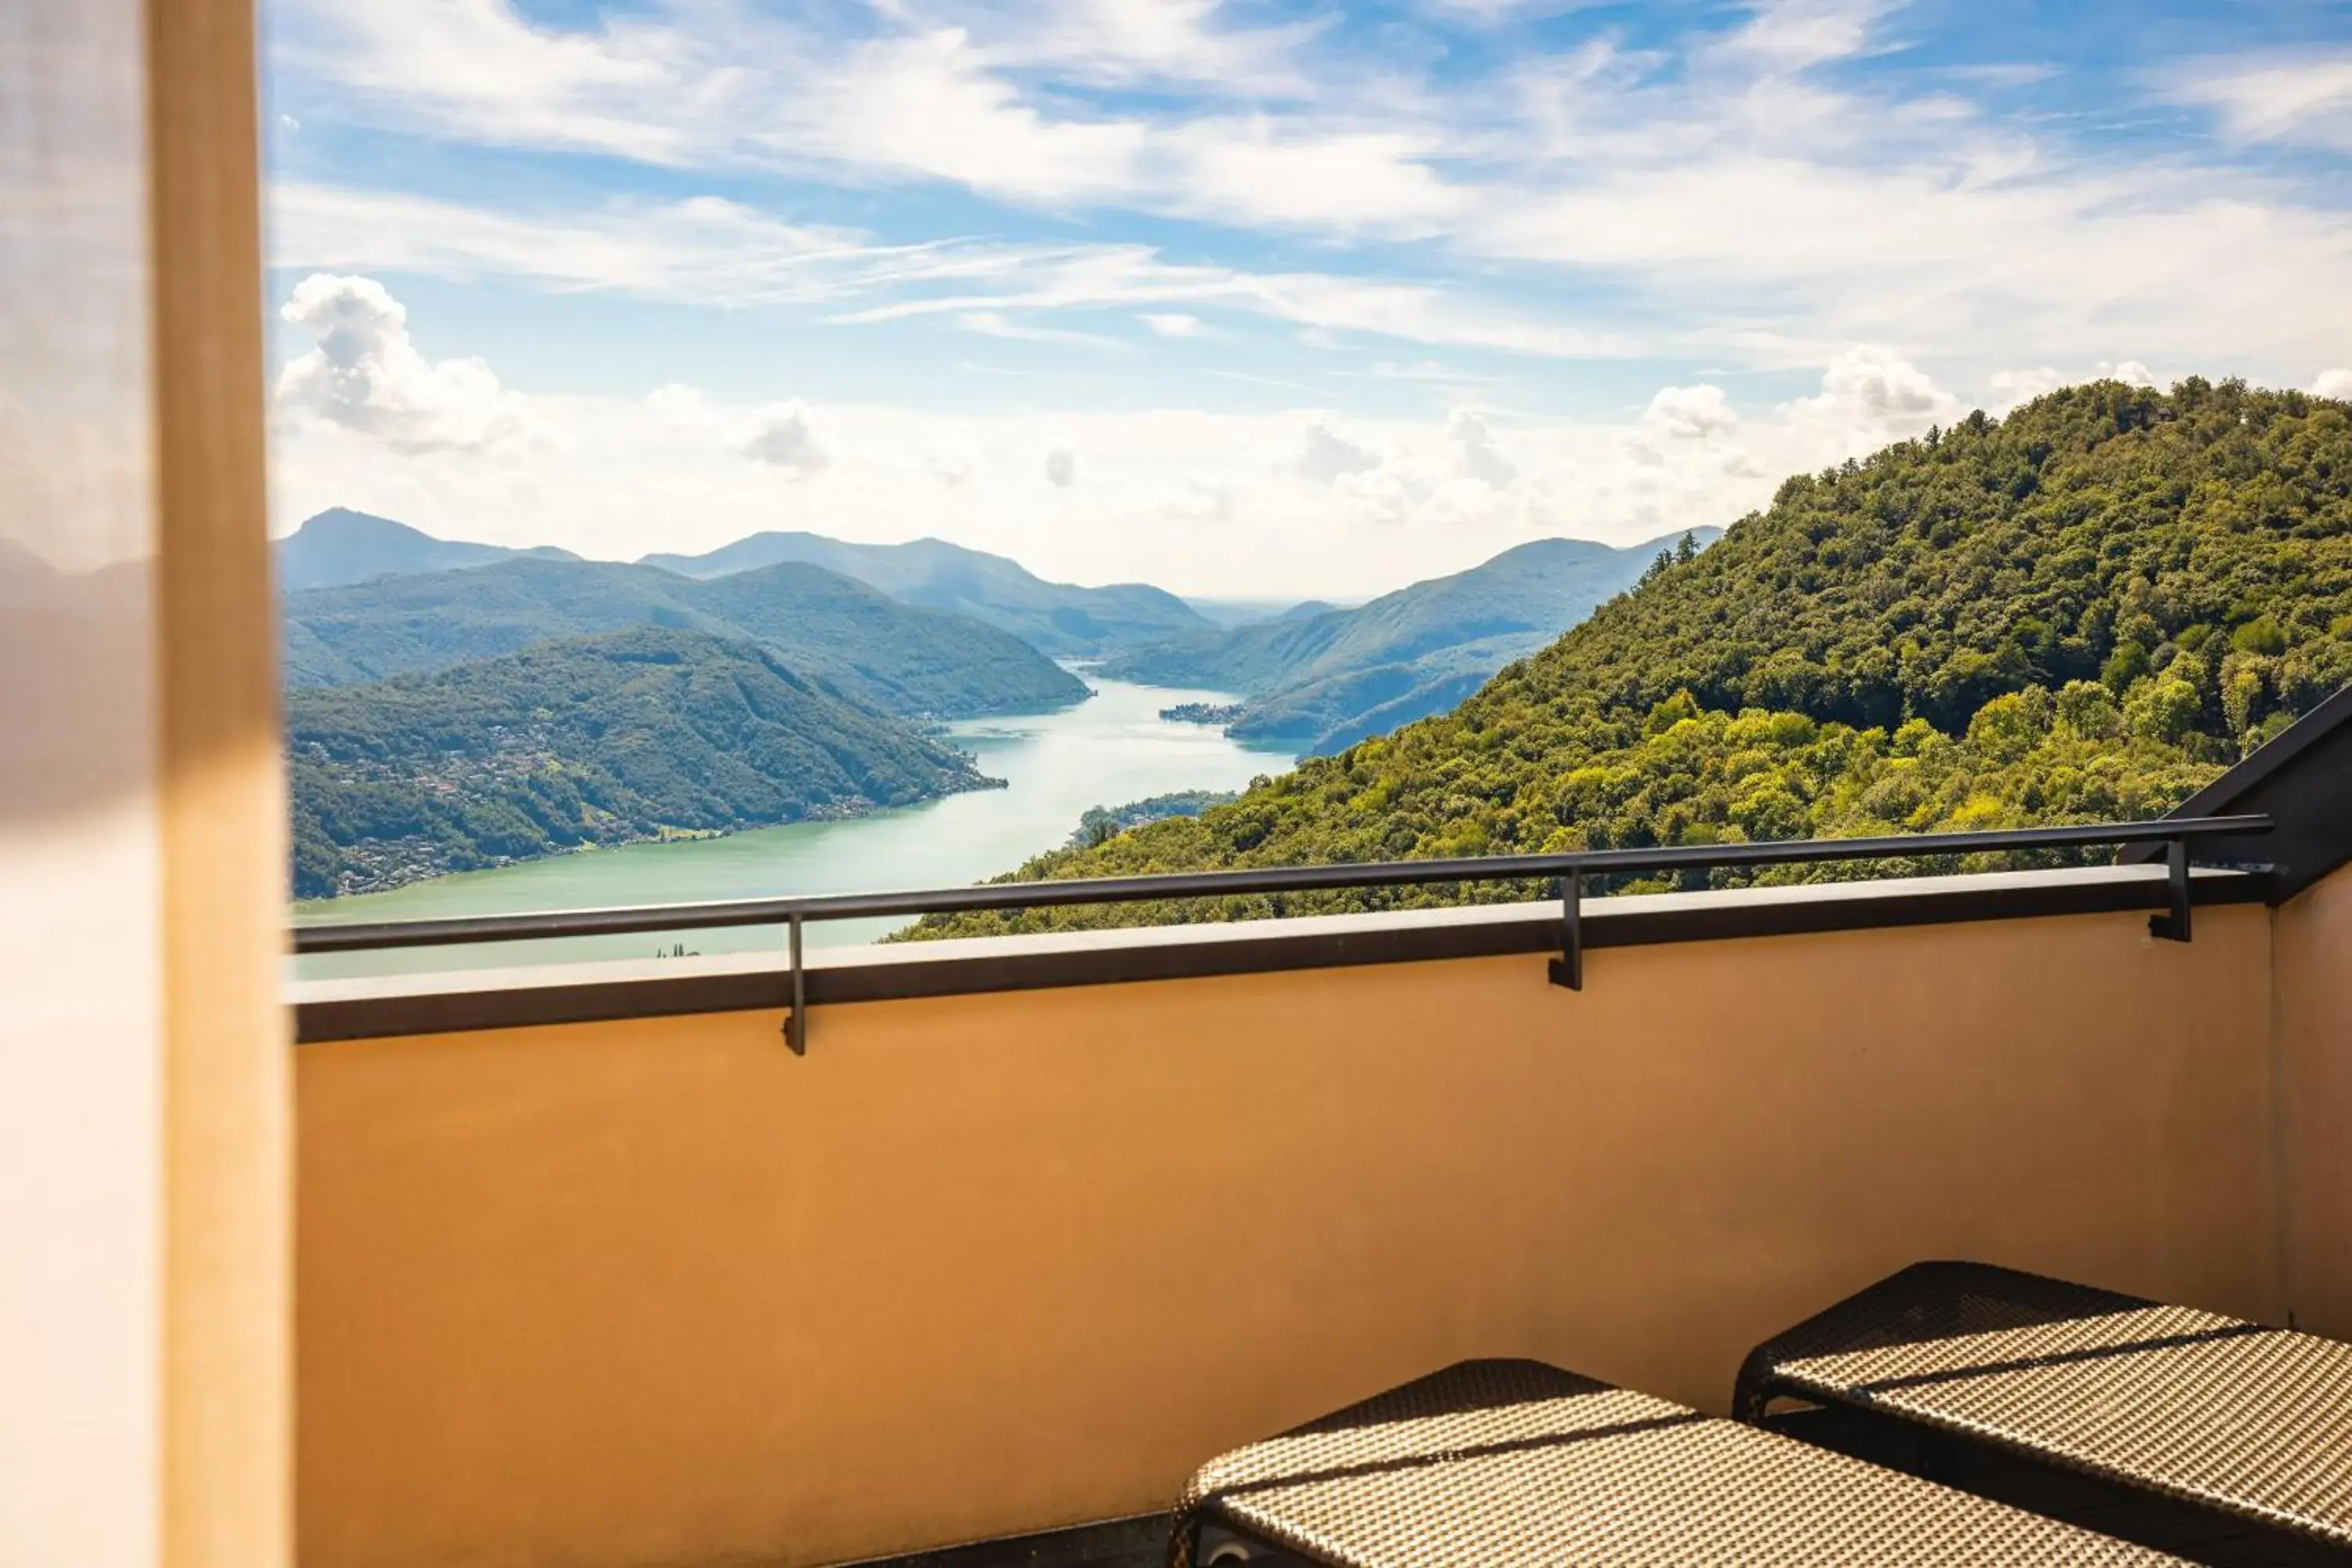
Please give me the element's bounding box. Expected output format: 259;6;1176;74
293;864;2262;1045
2136;681;2352;900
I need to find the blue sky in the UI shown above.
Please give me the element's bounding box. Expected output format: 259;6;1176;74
261;0;2352;596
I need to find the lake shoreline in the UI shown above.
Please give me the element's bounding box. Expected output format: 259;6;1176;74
292;678;1295;978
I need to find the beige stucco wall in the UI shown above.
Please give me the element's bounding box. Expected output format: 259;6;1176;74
2278;863;2352;1339
297;903;2278;1568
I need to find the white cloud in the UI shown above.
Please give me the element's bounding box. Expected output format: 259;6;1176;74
1370;359;1499;385
1713;0;1894;73
1450;410;1519;485
786;29;1152;205
958;310;1124;349
1791;347;1956;436
742;400;830;477
278;183;1634;361
926;435;985;487
943;0;1326;93
1140;311;1202;337
1332;460;1437;528
270;343;2001;597
1645;383;1737;438
2161;53;2352;152
1295;418;1382;483
2314;368;2352;401
646;383;713;426
2094;359;2157;389
268;0;2352;381
1044;445;1078;487
1158;118;1466;237
1988;367;2066;412
272;272;521;453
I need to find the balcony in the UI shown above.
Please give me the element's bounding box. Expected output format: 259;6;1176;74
284;691;2352;1568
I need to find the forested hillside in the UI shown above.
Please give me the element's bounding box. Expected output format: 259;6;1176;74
907;379;2352;938
1099;530;1719;754
290;627;998;897
281;555;1088;717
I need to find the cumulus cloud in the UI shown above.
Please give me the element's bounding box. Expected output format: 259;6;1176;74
1044;445;1078;486
1332;461;1436;528
1792;347;1957;435
926;436;985;486
1450;411;1519;486
2314;368;2352;400
2094;359;2157;388
273;273;521;453
646;383;714;426
1295;417;1381;483
1988;367;2067;411
742;400;831;476
1645;383;1738;439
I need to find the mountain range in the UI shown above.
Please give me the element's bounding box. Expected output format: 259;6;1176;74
276;506;1746;895
903;378;2352;939
637;530;1207;656
1100;529;1721;754
274;507;580;591
289;626;998;898
281;553;1087;718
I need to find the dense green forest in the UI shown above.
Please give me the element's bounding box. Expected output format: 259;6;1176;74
1070;789;1240;848
905;379;2351;938
291;627;996;898
1099;530;1717;754
281;554;1088;717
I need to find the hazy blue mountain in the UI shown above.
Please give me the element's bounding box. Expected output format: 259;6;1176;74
289;626;998;897
274;508;579;591
1100;529;1722;754
1181;597;1343;627
638;530;1208;655
281;554;1088;717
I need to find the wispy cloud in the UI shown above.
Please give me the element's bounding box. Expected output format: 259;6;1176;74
956;310;1127;349
2160;51;2352;151
274;181;1642;359
269;0;2352;378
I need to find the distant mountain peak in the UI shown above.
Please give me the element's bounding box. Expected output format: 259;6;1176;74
274;508;578;593
637;528;1207;656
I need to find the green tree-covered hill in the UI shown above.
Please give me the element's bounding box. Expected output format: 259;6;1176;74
906;379;2352;938
281;554;1088;717
290;626;999;898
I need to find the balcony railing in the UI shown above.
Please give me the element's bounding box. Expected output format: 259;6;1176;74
295;814;2271;1053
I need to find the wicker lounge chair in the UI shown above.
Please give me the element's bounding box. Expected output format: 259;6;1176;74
1171;1358;2186;1566
1734;1262;2352;1562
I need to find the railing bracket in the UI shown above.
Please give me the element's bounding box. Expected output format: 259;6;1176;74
782;913;808;1054
1548;873;1583;991
2150;838;2193;944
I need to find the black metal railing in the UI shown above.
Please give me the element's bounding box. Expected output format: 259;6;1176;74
296;814;2270;1054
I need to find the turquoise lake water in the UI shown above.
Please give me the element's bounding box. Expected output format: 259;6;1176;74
292;677;1295;979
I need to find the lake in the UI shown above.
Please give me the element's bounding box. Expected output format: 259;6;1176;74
292;677;1295;979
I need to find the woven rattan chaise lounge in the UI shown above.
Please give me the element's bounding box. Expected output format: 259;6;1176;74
1734;1262;2352;1563
1169;1358;2189;1566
